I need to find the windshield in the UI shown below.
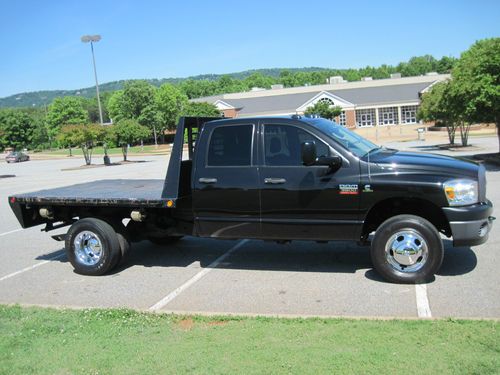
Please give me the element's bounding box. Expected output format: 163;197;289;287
311;118;379;158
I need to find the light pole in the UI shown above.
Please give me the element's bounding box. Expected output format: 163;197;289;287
81;34;104;125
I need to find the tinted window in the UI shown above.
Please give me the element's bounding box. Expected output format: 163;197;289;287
312;118;378;157
207;125;253;166
264;124;329;166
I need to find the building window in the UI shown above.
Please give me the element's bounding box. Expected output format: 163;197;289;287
338;111;346;126
207;125;253;166
378;107;398;125
355;108;376;127
317;97;334;106
401;105;418;124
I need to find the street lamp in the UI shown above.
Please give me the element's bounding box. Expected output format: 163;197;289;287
81;34;104;125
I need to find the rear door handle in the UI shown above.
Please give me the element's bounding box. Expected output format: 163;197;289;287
199;178;217;184
264;178;286;184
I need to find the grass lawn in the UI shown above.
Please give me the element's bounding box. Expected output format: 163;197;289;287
0;306;498;374
37;144;170;156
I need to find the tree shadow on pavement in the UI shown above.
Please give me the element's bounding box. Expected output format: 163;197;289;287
115;239;374;275
37;238;373;276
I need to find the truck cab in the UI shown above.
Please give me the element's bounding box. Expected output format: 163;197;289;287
189;116;362;241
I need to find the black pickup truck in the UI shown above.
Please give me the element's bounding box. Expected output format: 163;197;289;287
8;116;494;283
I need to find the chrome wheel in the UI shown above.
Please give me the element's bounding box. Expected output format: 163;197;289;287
385;229;428;273
73;231;103;266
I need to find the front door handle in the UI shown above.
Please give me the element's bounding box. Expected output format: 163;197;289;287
199;177;217;184
264;178;286;184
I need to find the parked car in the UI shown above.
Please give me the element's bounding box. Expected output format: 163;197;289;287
5;151;30;163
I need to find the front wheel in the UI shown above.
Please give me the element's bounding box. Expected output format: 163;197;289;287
65;218;121;276
371;214;444;284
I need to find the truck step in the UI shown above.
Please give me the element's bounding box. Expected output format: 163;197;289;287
51;234;67;242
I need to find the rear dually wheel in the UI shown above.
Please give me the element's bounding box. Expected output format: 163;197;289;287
65;218;121;276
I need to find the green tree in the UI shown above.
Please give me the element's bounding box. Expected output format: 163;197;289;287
179;79;219;99
399;55;438;76
418;81;461;144
137;104;162;146
121;80;157;119
154;84;189;133
437;56;457;74
244;73;276;89
107;81;158;143
57;124;105;164
112;119;150;161
182;102;221;117
82;93;111;123
279;70;297;87
23;107;50;150
30;120;50;150
56;124;81;156
0;109;35;151
108;81;157;121
216;75;247;94
108;90;126;122
304;101;342;120
451;38;500;152
46;97;88;146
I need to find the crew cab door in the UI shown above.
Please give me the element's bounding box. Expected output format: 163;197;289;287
259;120;361;240
192;121;260;238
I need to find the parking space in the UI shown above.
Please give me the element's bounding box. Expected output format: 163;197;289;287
0;237;238;309
0;149;499;318
162;240;418;317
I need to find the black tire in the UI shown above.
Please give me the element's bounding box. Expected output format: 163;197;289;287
371;214;444;284
115;230;131;266
80;217;131;268
65;218;121;276
148;235;183;246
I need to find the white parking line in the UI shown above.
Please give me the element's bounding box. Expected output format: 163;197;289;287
149;239;248;311
0;228;23;237
415;284;432;318
0;252;66;282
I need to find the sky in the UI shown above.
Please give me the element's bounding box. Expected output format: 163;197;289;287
0;0;499;98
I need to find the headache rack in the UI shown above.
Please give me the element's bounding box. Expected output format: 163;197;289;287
161;116;221;205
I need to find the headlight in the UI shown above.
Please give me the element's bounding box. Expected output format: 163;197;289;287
443;179;478;206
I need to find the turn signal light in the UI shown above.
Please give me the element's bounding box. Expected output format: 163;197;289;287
444;186;455;200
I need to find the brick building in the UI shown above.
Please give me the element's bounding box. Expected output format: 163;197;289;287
192;73;448;127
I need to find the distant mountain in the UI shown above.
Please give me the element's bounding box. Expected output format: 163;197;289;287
0;67;330;109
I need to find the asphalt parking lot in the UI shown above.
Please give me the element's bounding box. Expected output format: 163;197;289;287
1;141;499;319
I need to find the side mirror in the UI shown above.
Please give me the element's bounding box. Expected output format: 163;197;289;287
317;155;342;169
301;142;317;166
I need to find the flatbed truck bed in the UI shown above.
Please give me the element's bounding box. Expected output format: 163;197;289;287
13;179;166;208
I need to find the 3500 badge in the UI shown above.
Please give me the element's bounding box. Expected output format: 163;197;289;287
339;184;358;195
